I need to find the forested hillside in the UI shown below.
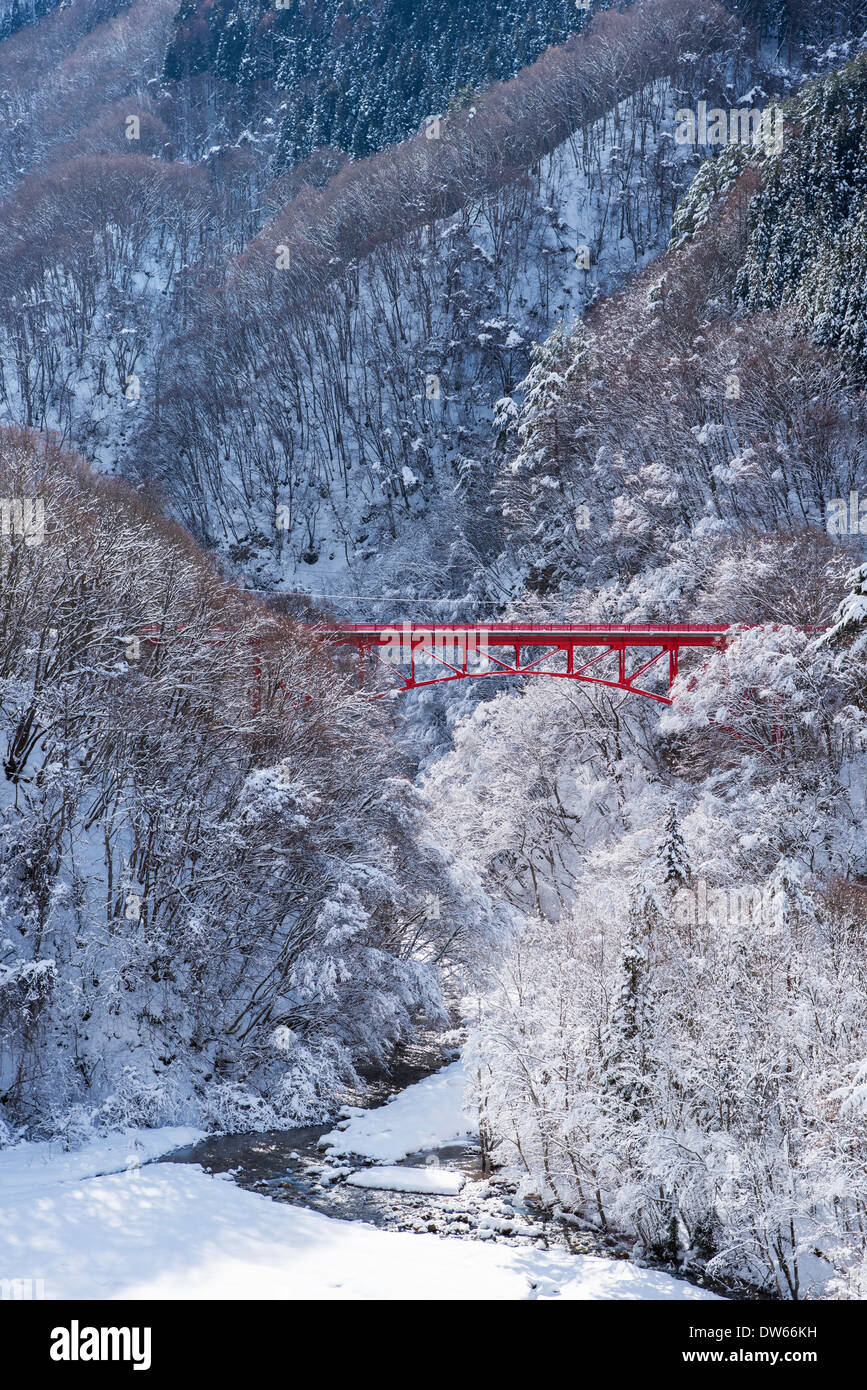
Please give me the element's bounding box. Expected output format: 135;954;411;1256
165;0;595;166
2;0;867;1306
738;53;867;372
495;51;867;593
0;427;500;1139
0;0;743;596
163;0;867;169
0;0;61;40
422;46;867;1298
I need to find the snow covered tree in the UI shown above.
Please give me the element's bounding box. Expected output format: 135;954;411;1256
0;430;503;1138
824;561;867;649
669;144;750;251
602;882;659;1119
737;53;867;379
655;803;691;890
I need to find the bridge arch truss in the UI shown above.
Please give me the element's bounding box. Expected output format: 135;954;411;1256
326;622;730;705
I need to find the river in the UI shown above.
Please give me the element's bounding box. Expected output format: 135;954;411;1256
160;1049;622;1262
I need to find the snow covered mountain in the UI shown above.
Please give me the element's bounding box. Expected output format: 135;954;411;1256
3;0;867;1305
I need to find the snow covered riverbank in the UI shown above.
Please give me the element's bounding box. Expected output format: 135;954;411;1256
0;1126;204;1198
0;1149;720;1300
0;1065;721;1301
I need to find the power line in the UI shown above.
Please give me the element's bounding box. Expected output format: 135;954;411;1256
290;592;509;606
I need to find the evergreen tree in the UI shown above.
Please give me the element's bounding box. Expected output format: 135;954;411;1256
602;882;659;1119
737;54;867;378
656;803;691;890
163;0;595;172
823;562;867;650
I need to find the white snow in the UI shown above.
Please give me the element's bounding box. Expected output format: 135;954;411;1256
0;1161;721;1300
0;1126;203;1198
346;1165;466;1195
318;1059;475;1161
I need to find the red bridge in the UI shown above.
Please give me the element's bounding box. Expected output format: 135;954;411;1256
325;622;732;704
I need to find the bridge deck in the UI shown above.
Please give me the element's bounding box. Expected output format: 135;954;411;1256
324;622;729;648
